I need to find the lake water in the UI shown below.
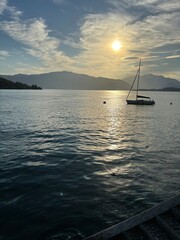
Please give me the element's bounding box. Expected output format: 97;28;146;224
0;90;179;240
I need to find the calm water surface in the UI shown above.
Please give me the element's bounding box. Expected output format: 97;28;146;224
0;90;179;240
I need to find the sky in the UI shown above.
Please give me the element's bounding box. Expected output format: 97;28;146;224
0;0;180;80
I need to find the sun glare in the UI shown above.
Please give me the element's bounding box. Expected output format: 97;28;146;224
112;40;122;52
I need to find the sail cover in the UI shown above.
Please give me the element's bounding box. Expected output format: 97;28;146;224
137;95;150;99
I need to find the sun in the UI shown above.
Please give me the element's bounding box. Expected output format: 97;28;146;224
112;40;122;52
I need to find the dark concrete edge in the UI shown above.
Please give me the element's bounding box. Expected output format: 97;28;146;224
85;192;180;240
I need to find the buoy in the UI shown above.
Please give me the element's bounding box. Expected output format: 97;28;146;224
170;102;172;105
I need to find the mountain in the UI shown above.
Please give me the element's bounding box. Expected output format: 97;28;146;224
1;72;180;90
0;76;42;89
123;74;180;89
1;71;129;90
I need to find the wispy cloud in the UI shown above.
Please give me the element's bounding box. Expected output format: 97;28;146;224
166;55;180;59
108;0;180;10
0;18;58;48
157;0;180;12
107;0;180;21
0;18;61;65
0;0;22;19
52;0;64;5
0;4;74;73
0;50;9;59
0;0;7;14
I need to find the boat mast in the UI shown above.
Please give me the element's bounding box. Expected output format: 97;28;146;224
136;59;141;100
126;65;139;101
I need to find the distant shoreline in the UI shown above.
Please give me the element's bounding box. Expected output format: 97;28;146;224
0;87;42;90
1;87;180;91
139;87;180;92
1;88;179;91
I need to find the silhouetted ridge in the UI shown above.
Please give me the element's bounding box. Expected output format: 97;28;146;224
1;72;129;90
0;76;42;89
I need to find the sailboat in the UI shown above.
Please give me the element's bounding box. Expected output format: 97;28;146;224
126;59;155;105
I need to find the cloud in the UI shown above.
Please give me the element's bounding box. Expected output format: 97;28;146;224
166;55;180;59
133;12;180;47
69;12;137;77
150;43;180;53
107;0;160;12
66;1;180;78
0;0;7;14
0;50;9;56
157;1;180;12
0;11;74;72
52;0;64;5
0;0;22;19
0;18;61;57
1;18;57;47
107;0;180;20
0;0;179;79
108;0;179;10
0;50;9;59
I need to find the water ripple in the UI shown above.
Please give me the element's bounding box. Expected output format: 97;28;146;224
0;90;179;240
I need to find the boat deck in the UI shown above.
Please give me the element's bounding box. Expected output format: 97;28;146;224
85;193;180;240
